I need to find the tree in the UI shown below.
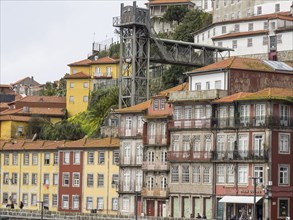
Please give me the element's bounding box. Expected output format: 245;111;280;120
162;65;192;89
163;5;189;25
40;77;66;97
27;116;48;139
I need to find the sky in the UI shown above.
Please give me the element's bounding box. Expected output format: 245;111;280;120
0;0;147;84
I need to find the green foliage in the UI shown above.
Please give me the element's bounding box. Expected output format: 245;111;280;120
97;43;120;59
163;5;189;24
40;77;66;97
69;86;119;137
27;116;48;138
162;65;192;89
39;120;85;140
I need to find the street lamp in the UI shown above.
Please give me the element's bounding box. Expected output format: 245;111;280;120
37;201;44;220
249;177;261;220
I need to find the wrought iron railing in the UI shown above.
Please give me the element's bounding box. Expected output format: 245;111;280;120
143;135;169;145
212;150;268;161
169;119;211;129
167;151;212;161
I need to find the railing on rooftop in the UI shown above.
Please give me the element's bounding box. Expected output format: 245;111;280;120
212;150;268;161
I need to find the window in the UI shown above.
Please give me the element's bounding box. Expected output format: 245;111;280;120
123;171;130;191
24;153;29;165
192;165;200;183
279;165;289;185
73;173;80;187
72;195;80;210
277;34;282;44
264;22;269;30
43;173;49;185
88;151;94;164
22;194;28;206
43;194;49;207
124;144;131;164
98;151;105;164
23;173;29;185
182;165;190;183
239;135;248;158
153;99;159;110
147;176;154;190
215;80;221;89
173;106;182;120
275;3;280;12
95;67;101;76
206;82;210;90
122;197;129;211
238;165;248;184
11;193;17;203
53;173;58;185
136;144;143;164
280;105;289;125
52;194;58;206
54;152;58;165
278;199;289;218
32;153;38;165
216;165;225;183
106;66;112;77
83;82;89;88
112;174;119;187
113;150;119;164
4;153;9;165
234;24;239;32
87;174;94;187
218;42;223;47
160;177;167;189
12;173;17;184
98;174;104;187
254;135;264;157
62;173;70;186
2;193;8;203
112;198;119;211
271;22;276;30
70;82;74;88
12;153;18;165
203;166;210;183
160;99;165;110
63;152;70;164
232;40;237;49
83;96;88;102
44;153;50;165
248;23;253;31
279;134;289;153
32;173;38;185
86;197;93;210
62;195;69;209
73;151;80;164
69;96;74;103
183;135;190;151
222;26;226;34
247;38;253;47
240;105;250;124
171;165;179;183
263;36;268;45
195;83;201;91
3;173;9;185
227;165;235;184
97;197;104;210
31;194;37;206
254;166;264;184
257;6;262;15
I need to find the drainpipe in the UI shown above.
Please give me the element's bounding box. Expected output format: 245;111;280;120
39;152;43;209
19;149;23;206
107;148;110;215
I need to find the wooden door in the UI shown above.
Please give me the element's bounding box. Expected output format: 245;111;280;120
146;200;155;216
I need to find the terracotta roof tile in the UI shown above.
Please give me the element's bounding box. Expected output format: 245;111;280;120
238;88;293;102
91;56;119;64
0;108;23;115
115;100;151;113
147;0;193;5
16;96;66;104
22;107;65;116
61;137;119;148
213;92;252;103
190;57;275;73
158;82;189;96
0;84;13;88
0;115;31;122
212;30;268;40
64;72;91;79
68;59;92;66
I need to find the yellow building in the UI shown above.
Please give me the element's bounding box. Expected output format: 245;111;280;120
66;56;119;117
0;140;61;211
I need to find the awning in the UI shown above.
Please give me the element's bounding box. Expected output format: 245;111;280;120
219;196;262;204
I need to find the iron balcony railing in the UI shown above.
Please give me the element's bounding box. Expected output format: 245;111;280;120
212;150;268;161
143;135;169;145
167;151;212;162
169;119;211;129
142;161;170;171
141;187;169;198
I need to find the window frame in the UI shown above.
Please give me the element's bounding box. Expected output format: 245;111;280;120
72;172;80;187
279;165;289;186
62;195;69;209
279;133;290;154
62;172;70;187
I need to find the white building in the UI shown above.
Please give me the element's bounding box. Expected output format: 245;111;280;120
193;10;293;61
254;0;292;15
193;0;214;13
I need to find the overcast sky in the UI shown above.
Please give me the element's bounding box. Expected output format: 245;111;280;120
0;0;147;84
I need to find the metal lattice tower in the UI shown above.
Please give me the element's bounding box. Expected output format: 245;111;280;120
113;2;150;108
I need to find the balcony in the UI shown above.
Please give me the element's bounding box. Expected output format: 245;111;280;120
169;119;211;129
142;161;170;171
143;135;169;145
168;89;228;102
141;187;169;198
212;150;268;162
167;151;212;162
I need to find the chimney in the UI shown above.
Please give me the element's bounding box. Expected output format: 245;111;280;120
31;76;34;81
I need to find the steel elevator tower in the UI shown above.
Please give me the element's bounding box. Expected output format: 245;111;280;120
113;2;150;108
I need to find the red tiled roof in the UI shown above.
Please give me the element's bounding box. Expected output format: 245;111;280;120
91;56;119;64
212;30;268;40
64;72;91;79
147;0;194;5
190;57;277;73
213;92;252;103
0;84;13;88
16;96;66;104
115;100;151;113
68;59;92;66
0;115;31;122
158;82;189;96
238;88;293;102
